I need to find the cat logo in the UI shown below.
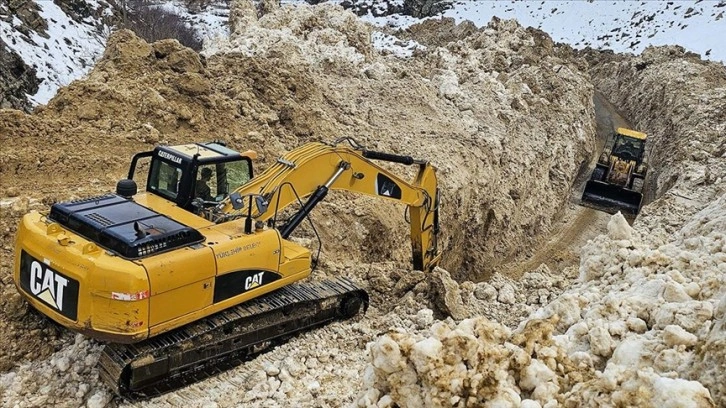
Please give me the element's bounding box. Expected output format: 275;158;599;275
375;173;402;199
244;272;265;290
29;261;68;312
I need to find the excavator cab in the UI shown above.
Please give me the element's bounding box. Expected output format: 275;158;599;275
581;127;648;216
121;141;257;214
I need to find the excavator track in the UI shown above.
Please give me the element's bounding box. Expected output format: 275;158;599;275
98;276;369;401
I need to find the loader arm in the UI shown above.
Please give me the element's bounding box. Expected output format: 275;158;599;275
219;141;441;272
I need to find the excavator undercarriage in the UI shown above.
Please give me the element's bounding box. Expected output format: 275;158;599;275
99;277;368;400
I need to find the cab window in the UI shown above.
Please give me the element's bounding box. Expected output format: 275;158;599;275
194;160;251;202
225;160;252;192
148;159;182;200
613;136;643;156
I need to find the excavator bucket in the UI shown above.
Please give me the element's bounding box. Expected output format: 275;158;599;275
581;180;643;215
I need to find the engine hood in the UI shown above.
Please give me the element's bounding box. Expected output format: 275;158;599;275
49;194;205;259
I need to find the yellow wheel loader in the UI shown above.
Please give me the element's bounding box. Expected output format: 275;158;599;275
581;127;648;216
12;138;441;399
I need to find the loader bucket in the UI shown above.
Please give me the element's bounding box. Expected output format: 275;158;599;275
581;180;643;215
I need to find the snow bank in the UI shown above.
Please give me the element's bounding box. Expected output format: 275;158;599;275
359;199;724;406
202;0;373;73
357;314;591;407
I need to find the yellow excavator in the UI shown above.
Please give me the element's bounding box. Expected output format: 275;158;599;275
12;138;441;399
581;127;649;216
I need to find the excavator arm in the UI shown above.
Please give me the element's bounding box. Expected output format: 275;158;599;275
217;140;441;272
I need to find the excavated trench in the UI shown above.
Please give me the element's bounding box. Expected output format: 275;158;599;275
490;89;658;281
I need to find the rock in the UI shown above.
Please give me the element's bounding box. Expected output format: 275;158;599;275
428;267;469;320
5;292;27;319
55;357;70;372
307;380;320;395
415;308;434;328
474;282;498;301
662;325;698;347
393;271;426;295
176;73;211;96
283;357;305;378
264;361;280;376
497;283;516;304
588;325;614;357
662;282;691;302
607;212;633;240
626;317;648;334
684;282;701;298
11;197;29;214
167;48;205;74
247;131;264;142
102;29;152;63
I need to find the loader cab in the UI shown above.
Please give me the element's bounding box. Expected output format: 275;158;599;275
124;142;257;213
609;128;647;164
611;135;645;163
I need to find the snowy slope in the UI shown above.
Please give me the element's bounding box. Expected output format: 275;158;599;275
0;0;113;104
156;1;230;41
1;1;724;104
439;0;726;64
300;0;726;64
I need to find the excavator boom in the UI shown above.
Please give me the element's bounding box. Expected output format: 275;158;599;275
217;141;441;271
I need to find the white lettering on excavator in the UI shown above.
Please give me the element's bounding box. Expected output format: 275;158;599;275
244;272;265;290
158;151;183;164
30;261;68;311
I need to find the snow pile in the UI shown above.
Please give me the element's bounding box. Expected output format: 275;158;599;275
357;314;591;407
359;204;724;407
0;334;110;408
202;0;373;72
556;203;723;406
